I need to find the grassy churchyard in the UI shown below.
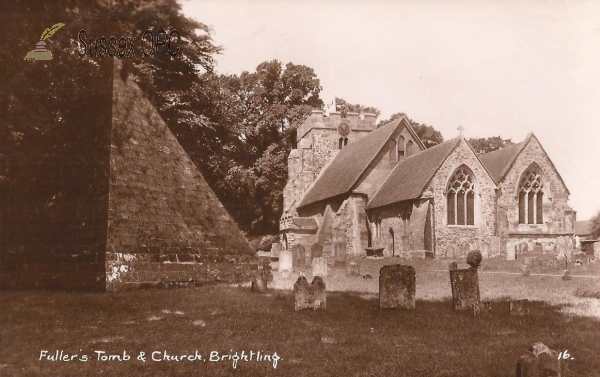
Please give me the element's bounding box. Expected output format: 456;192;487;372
1;257;599;377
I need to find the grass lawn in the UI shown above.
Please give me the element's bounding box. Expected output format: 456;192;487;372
1;262;600;377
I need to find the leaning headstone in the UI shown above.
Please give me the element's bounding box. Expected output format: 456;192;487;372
312;257;328;277
472;301;492;318
562;270;571;281
379;265;416;309
346;261;360;276
311;242;323;263
279;249;293;272
516;342;562;377
294;276;326;310
449;268;480;311
448;261;458;270
292;244;306;269
509;299;529;316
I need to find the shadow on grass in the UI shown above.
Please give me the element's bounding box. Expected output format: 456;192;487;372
1;287;599;377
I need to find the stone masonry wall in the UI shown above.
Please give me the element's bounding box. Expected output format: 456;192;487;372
424;138;497;255
497;136;574;258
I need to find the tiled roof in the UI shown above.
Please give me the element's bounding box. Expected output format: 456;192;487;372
574;220;592;236
478;140;527;183
367;137;461;209
297;118;403;208
292;217;318;230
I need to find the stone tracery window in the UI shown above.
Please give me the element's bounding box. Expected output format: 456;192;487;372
447;165;475;226
518;165;544;224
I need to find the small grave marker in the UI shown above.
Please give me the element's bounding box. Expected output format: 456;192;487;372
294;276;326;310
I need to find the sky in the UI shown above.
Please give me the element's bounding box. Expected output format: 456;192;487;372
181;0;600;220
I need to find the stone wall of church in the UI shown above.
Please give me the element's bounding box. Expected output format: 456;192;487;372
497;136;573;235
424;139;497;256
497;136;574;259
331;195;369;256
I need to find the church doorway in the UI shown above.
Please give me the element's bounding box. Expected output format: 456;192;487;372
424;201;433;252
388;228;395;256
282;234;288;250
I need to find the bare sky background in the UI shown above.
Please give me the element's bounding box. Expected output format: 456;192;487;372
181;0;600;220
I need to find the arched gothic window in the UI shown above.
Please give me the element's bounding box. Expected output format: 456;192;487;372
406;140;414;157
338;137;348;149
447;166;475;226
389;139;397;162
518;166;544;224
398;136;405;159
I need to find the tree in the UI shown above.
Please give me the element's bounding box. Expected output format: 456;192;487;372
335;98;381;118
591;210;600;240
0;0;222;251
378;112;444;148
468;136;514;154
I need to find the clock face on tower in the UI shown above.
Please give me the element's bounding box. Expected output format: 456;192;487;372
338;122;350;136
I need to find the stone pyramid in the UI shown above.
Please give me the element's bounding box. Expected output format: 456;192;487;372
1;58;259;290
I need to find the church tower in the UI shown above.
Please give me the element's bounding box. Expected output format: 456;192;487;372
280;109;377;233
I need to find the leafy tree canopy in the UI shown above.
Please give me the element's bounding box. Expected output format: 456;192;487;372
334;98;381;118
590;210;600;240
378;112;444;148
468;136;514;154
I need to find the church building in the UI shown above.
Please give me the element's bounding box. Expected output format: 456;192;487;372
280;109;575;260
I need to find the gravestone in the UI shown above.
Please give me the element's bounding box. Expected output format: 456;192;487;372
516;342;563;377
509;299;529;316
490;236;501;257
279;250;293;272
379;265;416;309
447;245;456;258
520;243;528;254
481;241;490;259
562;270;571;281
334;241;346;265
311;242;324;262
294;276;326;310
312;257;328;277
251;276;267;293
271;242;282;254
594;242;600;259
521;266;530;276
460;242;470;257
347;261;360;276
449;268;480;311
292;244;306;269
472;301;492;318
448;261;458;270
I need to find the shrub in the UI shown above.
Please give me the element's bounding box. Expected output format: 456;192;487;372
467;250;483;269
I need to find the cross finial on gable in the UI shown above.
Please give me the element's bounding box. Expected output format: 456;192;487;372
457;125;465;136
